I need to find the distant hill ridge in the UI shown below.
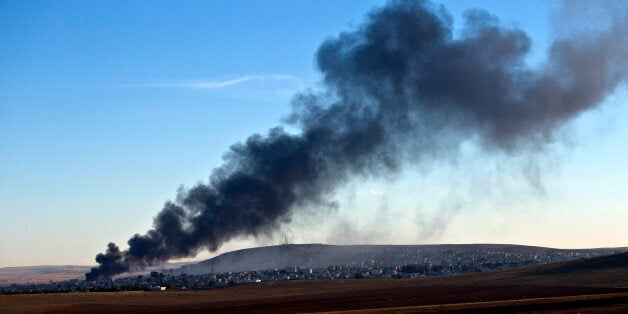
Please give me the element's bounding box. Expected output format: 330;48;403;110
0;265;92;285
182;243;625;274
0;262;190;285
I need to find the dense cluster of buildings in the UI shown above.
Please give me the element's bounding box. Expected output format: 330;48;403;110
1;247;616;295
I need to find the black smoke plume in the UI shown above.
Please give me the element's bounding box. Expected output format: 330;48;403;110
86;0;627;280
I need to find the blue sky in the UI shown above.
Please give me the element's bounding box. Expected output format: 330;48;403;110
1;0;626;267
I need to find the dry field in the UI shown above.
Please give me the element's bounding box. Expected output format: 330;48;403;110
2;279;627;313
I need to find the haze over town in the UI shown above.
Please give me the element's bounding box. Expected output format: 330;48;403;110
1;0;627;270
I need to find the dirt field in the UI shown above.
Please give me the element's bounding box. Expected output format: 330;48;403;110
2;279;627;313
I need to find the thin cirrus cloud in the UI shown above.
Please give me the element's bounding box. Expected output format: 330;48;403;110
100;74;303;90
95;74;306;101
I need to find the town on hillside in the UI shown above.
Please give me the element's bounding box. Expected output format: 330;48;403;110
2;244;623;294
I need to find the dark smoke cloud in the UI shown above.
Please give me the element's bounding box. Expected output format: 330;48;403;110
86;0;627;280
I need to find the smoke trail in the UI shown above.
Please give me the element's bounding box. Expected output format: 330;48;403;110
86;0;627;280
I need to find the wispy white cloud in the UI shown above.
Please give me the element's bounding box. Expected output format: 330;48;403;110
92;73;312;102
100;74;302;90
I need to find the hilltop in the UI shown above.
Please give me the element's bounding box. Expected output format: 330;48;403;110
182;243;625;274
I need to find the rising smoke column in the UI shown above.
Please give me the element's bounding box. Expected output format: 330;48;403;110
86;0;628;280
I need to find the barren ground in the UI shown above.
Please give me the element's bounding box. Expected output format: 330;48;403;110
2;279;627;313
